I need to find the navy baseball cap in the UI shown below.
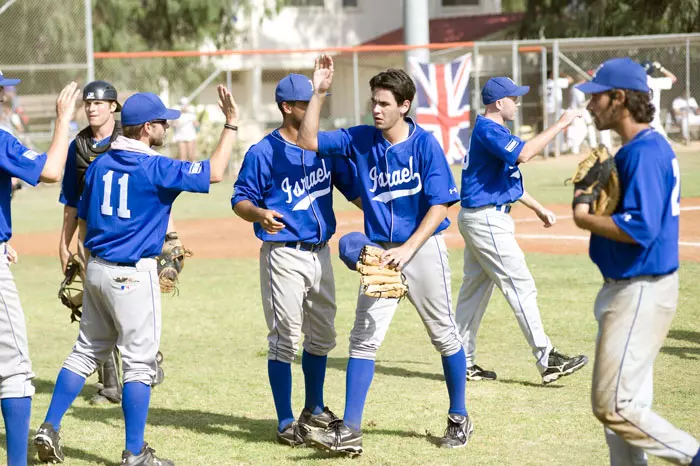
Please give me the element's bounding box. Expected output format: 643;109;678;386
121;92;181;126
0;70;21;87
482;77;530;105
576;58;650;94
275;74;315;103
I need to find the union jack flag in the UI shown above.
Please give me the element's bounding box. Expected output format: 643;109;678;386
409;53;472;164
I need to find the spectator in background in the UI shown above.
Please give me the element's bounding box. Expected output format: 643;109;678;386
172;97;199;161
544;71;574;153
672;94;700;142
567;75;600;155
641;61;677;140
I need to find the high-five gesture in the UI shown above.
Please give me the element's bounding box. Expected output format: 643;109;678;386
217;84;239;125
55;82;81;121
313;54;334;94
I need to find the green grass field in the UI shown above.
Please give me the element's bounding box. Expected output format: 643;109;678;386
5;149;700;465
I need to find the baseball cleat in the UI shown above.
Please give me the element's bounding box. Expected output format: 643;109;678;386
304;419;363;456
466;364;497;381
34;422;65;463
276;421;305;447
542;348;588;385
121;442;174;466
437;413;474;448
298;406;339;435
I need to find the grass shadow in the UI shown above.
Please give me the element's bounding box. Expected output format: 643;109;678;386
666;329;700;345
0;433;114;465
660;346;700;360
325;357;445;382
32;377;110;404
496;378;566;389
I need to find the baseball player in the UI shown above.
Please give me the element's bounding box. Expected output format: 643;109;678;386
33;85;239;465
573;57;700;466
58;80;124;405
297;56;470;455
455;77;588;385
0;74;80;466
232;73;360;446
567;75;601;155
641;60;677;140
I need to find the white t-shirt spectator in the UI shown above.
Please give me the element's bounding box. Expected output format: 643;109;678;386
672;96;699;115
546;77;570;113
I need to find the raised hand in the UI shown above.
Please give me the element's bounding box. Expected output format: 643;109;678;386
55;82;81;121
558;109;584;128
217;84;239;125
313;54;334;94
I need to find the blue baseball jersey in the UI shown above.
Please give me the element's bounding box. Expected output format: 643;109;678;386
461;115;524;208
78;144;210;263
317;119;459;243
59;136;111;207
0;129;47;241
231;129;358;243
590;129;680;279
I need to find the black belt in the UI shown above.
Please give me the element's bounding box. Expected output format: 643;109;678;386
604;274;665;285
284;241;328;252
90;252;137;267
495;204;512;213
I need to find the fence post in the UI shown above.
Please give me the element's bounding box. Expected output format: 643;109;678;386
353;50;360;126
685;36;691;146
473;42;480;120
541;46;549;157
512;40;521;136
553;39;560;157
84;0;95;82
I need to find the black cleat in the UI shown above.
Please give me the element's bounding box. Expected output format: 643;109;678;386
298;406;339;435
121;443;174;465
34;422;64;463
542;348;588;385
305;419;363;456
276;422;305;447
466;364;497;381
437;413;474;448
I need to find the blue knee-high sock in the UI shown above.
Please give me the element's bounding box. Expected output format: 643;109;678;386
2;397;31;466
343;358;375;432
302;351;327;415
442;348;467;417
691;448;700;466
268;360;294;431
44;368;86;430
122;382;151;456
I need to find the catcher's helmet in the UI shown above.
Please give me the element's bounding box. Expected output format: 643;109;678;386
83;80;122;111
640;60;657;76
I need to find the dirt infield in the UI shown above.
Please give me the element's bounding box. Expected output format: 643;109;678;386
12;199;700;262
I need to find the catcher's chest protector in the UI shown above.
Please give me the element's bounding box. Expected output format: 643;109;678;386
75;121;122;194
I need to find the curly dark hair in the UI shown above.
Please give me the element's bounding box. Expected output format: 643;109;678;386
122;123;145;140
369;69;416;111
609;89;654;124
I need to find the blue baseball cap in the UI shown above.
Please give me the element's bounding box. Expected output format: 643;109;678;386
482;77;530;105
275;74;315;103
0;70;21;87
121;92;181;126
576;58;649;94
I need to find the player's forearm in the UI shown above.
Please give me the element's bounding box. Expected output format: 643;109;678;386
167;215;176;233
77;218;89;263
233;200;265;223
297;94;325;151
404;203;449;250
572;208;636;244
518;122;565;163
40;116;73;182
59;206;79;253
209;124;238;184
350;197;363;210
518;191;543;213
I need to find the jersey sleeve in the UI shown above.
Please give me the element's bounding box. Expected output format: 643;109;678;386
59;141;79;207
652;77;673;91
146;157;211;194
477;125;524;166
317;127;361;157
77;163;95;221
330;155;359;202
0;130;47;186
611;149;668;248
420;133;459;207
231;147;271;208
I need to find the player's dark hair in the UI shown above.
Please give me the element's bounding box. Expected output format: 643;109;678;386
122;123;145;140
608;89;654;124
369;69;416;112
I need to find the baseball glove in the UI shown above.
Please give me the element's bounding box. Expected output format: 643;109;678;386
567;145;620;215
59;254;85;323
357;245;409;299
156;232;192;294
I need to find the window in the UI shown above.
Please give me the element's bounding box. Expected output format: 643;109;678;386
285;0;324;6
342;0;358;7
441;0;479;5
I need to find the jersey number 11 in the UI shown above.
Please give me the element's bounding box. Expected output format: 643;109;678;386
101;170;131;219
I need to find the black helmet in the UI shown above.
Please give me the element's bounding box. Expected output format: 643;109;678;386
83;80;122;112
639;60;657;76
